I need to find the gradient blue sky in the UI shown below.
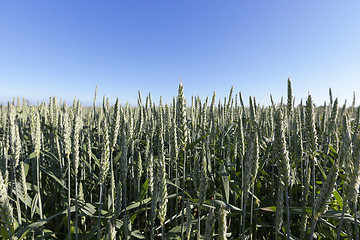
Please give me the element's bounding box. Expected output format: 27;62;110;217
1;1;359;106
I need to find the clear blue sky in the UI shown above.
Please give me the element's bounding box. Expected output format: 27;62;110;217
1;0;359;106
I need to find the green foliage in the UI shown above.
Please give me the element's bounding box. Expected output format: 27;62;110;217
0;82;359;239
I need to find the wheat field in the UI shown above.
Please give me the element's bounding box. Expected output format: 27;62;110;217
0;80;359;239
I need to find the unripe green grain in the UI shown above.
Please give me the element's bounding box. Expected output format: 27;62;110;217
30;106;41;158
177;82;188;149
0;171;13;233
73;101;82;176
100;121;110;185
274;108;291;187
204;208;215;240
287;78;293;119
157;101;168;226
110;98;121;152
198;148;208;210
218;207;228;240
313;159;339;218
305;95;318;157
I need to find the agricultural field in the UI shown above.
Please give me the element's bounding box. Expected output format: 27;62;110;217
1;80;360;239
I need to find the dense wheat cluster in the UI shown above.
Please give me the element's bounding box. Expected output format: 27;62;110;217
1;80;360;239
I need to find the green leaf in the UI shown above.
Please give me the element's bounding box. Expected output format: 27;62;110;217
12;182;33;208
320;210;360;224
131;230;145;239
315;157;327;179
259;206;276;212
113;151;122;165
23;162;29;176
124;198;151;212
31;193;39;220
166;180;191;198
328;145;339;158
333;190;343;209
165;225;183;239
185;133;209;151
78;201;97;217
0;226;10;239
213;199;241;212
14;229;31;240
14;207;75;238
259;206;312;215
41;149;60;164
28;152;37;160
130;207;150;224
138;179;149;201
91;153;100;167
40;166;68;190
